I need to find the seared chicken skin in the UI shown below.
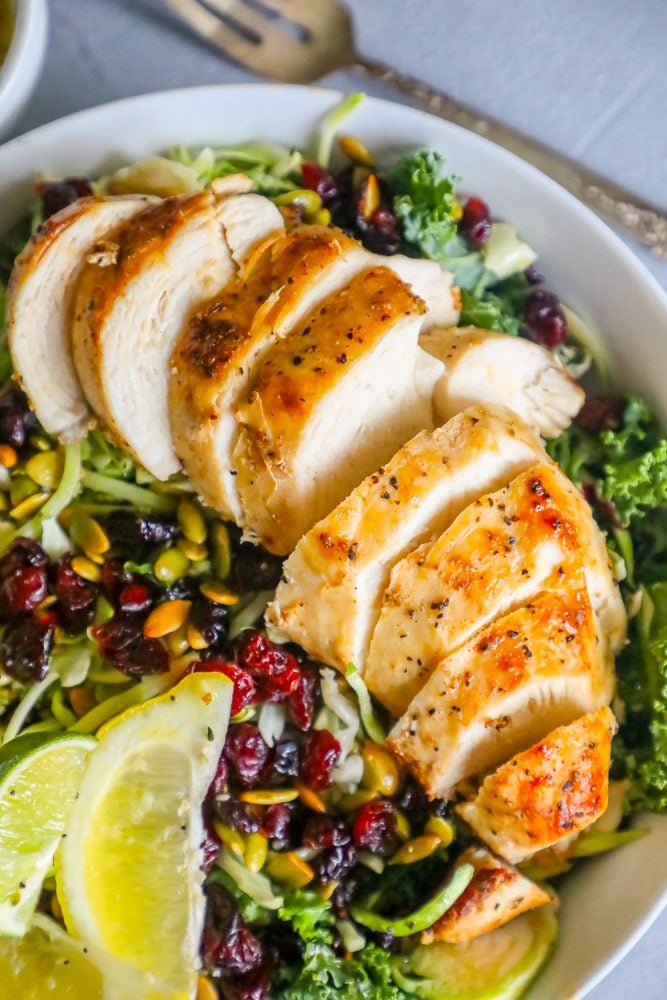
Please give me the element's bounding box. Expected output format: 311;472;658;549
170;219;458;528
388;569;614;799
170;226;369;521
457;707;616;863
8;194;155;440
421;326;584;439
422;845;552;944
267;405;547;668
71;190;237;480
365;462;625;715
233;266;441;554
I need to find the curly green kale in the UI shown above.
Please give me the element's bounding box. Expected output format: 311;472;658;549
616;583;667;812
388;150;460;259
549;394;667;811
273;889;409;999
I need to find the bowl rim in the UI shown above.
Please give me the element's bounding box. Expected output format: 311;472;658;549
1;81;667;999
0;0;49;134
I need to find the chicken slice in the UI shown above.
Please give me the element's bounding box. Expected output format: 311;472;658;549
267;405;547;672
388;570;614;799
421;326;584;438
422;846;552;945
7;194;156;441
457;707;616;863
233;266;445;554
383;255;460;330
169;226;368;521
215;188;284;266
71;189;238;480
365;462;624;715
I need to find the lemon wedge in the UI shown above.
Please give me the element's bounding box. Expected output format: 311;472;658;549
56;672;233;999
0;731;95;935
0;914;172;999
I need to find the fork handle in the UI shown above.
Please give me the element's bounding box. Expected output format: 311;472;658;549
354;58;667;259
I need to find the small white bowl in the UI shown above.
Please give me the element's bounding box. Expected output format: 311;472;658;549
0;0;48;137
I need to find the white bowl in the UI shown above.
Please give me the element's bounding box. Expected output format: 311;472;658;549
0;0;48;137
0;83;666;999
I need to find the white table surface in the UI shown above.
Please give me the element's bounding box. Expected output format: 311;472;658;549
8;1;667;996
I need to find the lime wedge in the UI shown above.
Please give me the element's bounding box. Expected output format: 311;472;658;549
56;671;233;998
0;731;95;935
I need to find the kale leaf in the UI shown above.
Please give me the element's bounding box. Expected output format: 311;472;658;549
274;941;410;1000
549;394;667;811
273;887;409;998
388;150;461;263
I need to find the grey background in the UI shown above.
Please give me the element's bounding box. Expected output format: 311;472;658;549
8;0;667;996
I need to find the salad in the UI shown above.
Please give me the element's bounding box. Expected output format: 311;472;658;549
0;94;665;1000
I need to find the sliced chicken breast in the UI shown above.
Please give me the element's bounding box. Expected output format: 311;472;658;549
233;266;442;554
383;255;460;330
7;194;155;441
421;326;584;438
365;462;624;715
457;707;616;863
71;189;238;480
388;570;614;799
169;226;369;521
267;405;547;671
422;846;552;945
215;188;284;266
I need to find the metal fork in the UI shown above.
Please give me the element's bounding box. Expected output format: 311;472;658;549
164;0;667;258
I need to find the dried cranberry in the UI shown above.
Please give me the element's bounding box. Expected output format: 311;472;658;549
355;206;401;255
331;866;370;917
301;162;339;204
459;196;491;248
302;814;351;850
3;616;55;682
220;960;273;1000
225;723;270;787
216;926;264;979
0;538;48;621
352;800;396;853
99;558;132;606
118;583;153;613
314;842;357;883
398;777;429;827
524;264;544;285
262;802;296;844
193;661;256;716
52;555;97;633
38;177;92;219
577;395;627;433
212;798;262;834
0;386;38;450
104;510;178;555
299;729;341;790
288;666;317;731
233;543;283;592
372;930;400;952
209;754;229;797
92;613;169;675
522;290;567;348
201;820;221;873
166;576;202;601
206;881;238;929
271;738;299;778
582;482;619;527
191;598;230;651
237;632;301;700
